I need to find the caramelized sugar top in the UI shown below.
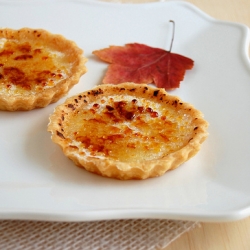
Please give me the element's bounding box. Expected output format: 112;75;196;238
0;39;70;95
61;95;196;162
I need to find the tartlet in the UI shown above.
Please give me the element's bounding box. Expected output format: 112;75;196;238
48;82;208;180
0;28;87;111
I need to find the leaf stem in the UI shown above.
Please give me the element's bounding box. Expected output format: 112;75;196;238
169;20;175;52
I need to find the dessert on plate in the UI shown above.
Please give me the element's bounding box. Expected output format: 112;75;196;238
0;28;87;111
48;82;208;180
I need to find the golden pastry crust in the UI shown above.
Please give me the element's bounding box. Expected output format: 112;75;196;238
48;82;208;180
0;28;87;111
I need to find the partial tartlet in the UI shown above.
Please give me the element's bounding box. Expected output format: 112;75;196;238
0;28;87;111
48;82;208;180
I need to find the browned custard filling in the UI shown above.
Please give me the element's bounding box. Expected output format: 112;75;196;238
0;38;69;95
62;95;195;162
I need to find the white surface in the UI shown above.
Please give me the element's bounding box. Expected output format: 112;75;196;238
0;0;250;222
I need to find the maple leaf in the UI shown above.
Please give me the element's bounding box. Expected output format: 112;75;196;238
93;43;194;90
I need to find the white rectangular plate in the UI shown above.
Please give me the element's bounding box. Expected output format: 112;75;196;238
1;0;250;222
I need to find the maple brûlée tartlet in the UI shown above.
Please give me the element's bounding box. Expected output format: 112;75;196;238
48;82;208;180
0;28;87;111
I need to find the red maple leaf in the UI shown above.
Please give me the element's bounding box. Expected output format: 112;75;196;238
93;43;194;90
